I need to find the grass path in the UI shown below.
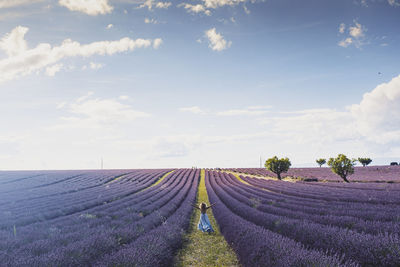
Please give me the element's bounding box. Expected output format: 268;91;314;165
174;169;240;267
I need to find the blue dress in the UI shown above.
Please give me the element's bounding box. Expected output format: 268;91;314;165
198;213;214;232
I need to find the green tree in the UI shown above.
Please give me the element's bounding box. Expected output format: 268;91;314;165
358;157;372;167
327;154;356;183
265;156;291;180
316;158;326;167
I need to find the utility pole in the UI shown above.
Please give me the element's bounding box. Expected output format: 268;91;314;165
101;157;103;170
260;156;262;168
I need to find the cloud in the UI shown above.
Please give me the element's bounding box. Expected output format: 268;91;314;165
0;0;44;8
152;137;190;158
351;74;400;143
58;0;113;15
0;26;28;57
144;17;158;24
51;92;151;130
349;22;364;38
45;63;63;76
106;24;113;29
338;20;366;48
205;27;231;51
388;0;400;6
202;0;248;9
153;38;163;49
179;106;207;115
138;0;171;10
217;107;269;116
339;23;345;34
0;26;161;83
178;3;211;16
243;5;250;14
89;62;104;70
338;37;353;48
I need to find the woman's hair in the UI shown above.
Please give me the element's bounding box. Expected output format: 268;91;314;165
199;202;207;210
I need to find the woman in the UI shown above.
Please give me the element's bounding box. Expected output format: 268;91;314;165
192;202;216;233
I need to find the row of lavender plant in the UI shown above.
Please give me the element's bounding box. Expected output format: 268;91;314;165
1;169;197;266
228;166;400;182
97;169;200;267
0;170;170;228
0;169;178;252
205;170;356;267
0;170;133;204
238;175;400;223
220;173;400;235
211;171;400;266
241;175;400;204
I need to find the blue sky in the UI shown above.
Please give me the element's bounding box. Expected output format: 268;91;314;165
0;0;400;170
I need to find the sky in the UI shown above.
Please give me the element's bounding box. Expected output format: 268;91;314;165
0;0;400;170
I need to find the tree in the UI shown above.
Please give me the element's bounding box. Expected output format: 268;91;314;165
327;154;356;183
265;156;291;180
358;157;372;167
316;158;326;167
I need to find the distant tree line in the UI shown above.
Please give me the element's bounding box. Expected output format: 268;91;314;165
265;155;375;183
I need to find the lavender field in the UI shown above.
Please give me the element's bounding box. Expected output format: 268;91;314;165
229;166;400;182
0;169;200;266
1;168;400;266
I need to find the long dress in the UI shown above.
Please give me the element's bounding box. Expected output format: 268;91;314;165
197;212;214;232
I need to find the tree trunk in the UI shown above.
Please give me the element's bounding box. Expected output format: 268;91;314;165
342;176;350;183
277;172;281;180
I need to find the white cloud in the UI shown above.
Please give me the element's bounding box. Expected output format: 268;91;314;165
178;3;211;16
106;24;113;29
338;20;366;48
144;17;158;24
45;63;63;76
205;27;231;51
52;92;151;130
0;26;28;57
243;5;250;14
89;62;104;70
58;0;113;15
179;106;207;115
388;0;400;6
349;22;364;38
0;0;44;8
217;108;269;116
76;91;94;103
351;74;400;143
339;23;345;34
0;26;161;83
119;95;129;100
202;0;247;9
138;0;171;10
153;38;163;49
338;37;353;48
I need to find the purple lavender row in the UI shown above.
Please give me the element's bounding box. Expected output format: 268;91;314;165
211;171;400;266
96;169;200;267
0;170;137;205
0;170;173;252
241;175;400;205
231;173;400;217
238;175;400;222
301;181;400;191
0;170;169;228
1;169;195;266
229;166;400;182
205;171;356;267
219;172;400;236
0;169;180;253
